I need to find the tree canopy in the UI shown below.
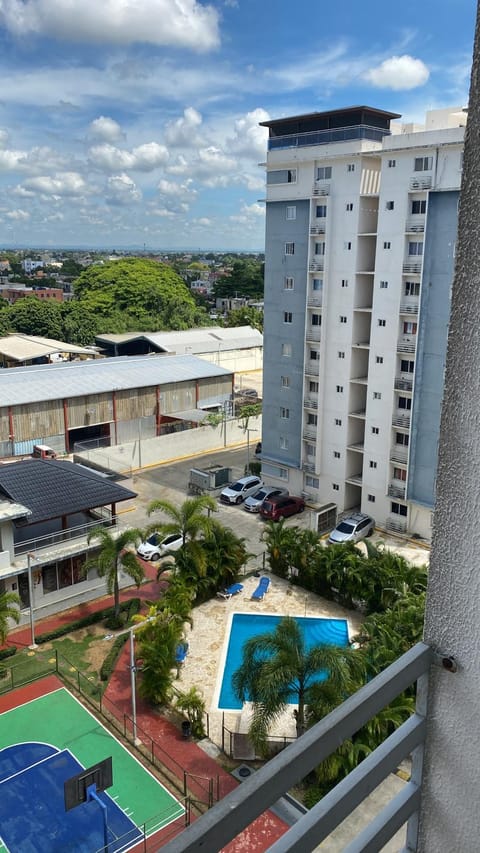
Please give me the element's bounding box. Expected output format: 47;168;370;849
213;259;264;300
73;258;210;332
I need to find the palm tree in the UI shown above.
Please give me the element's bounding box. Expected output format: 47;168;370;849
0;590;20;644
260;518;297;577
146;495;216;546
201;519;251;590
86;527;145;619
136;615;184;705
232;616;364;752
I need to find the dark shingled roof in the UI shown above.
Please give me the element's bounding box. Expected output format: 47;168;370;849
0;459;136;525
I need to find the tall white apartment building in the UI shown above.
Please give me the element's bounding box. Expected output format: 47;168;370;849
260;105;465;539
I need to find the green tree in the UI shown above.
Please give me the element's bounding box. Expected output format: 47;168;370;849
200;519;250;590
175;686;206;738
232;616;363;752
136;615;184;705
225;306;263;332
8;296;63;339
61;302;100;346
213;259;264;300
86;528;145;620
261;519;297;577
0;590;20;643
147;494;216;547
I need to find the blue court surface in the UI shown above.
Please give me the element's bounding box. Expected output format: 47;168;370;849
0;742;142;852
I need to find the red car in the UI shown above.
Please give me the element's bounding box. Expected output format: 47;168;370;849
259;494;305;521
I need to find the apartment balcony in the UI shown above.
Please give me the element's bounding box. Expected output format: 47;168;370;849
303;397;318;409
353;304;373;312
305;328;322;342
386;515;408;534
267;123;389;152
345;473;363;486
347;442;365;454
14;515;114;557
394;376;413;392
309;260;325;272
352;340;371;349
399;302;419;315
405;219;425;233
390;447;409;464
392;413;411;429
165;643;433;853
349;408;366;419
307;295;323;307
304;361;320;376
409;175;432;190
310;223;326;235
302;460;316;472
312;182;330;196
388;483;407;499
302;427;317;440
402;261;422;274
350;375;369;385
397;338;416;354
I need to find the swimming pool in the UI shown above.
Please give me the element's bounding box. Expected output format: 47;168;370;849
218;613;349;710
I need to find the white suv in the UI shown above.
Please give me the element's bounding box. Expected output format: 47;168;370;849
220;475;264;505
327;513;375;545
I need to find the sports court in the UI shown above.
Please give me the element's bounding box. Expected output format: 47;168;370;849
0;683;184;852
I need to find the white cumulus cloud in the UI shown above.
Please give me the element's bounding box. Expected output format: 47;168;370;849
229;108;270;159
0;0;220;51
23;171;87;196
165;107;203;147
88;142;169;172
105;173;142;205
5;208;30;220
364;55;430;91
88;116;124;143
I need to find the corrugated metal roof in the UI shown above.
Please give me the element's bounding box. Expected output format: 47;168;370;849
0;354;232;407
0;334;95;361
96;326;263;355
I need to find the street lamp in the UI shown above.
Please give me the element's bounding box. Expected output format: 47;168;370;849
27;552;39;650
127;614;158;745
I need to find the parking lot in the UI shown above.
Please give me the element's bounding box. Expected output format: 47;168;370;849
125;447;429;568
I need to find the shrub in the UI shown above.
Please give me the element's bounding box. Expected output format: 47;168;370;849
35;599;141;644
0;646;16;661
100;633;130;682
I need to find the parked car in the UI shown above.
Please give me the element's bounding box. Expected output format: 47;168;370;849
259;494;305;521
244;485;289;513
220;475;264;505
137;532;183;561
327;512;375;545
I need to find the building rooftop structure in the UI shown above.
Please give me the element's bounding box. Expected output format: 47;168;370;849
0;334;97;366
95;326;263;358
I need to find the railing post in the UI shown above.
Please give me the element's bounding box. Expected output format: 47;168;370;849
183;769;188;799
404;669;429;852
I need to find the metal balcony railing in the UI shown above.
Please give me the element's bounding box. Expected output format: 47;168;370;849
162;643;434;853
405;220;425;233
15;515;115;556
394;377;413;391
304;362;320;376
309;260;325;271
388;483;407;499
386;516;408;533
390;448;409;464
302;428;317;440
397;339;416;354
399;302;419;315
312;182;330;196
402;261;422;274
305;328;322;342
307;296;323;307
392;414;411;428
310;224;326;235
267;124;388;151
409;176;432;190
303;397;318;409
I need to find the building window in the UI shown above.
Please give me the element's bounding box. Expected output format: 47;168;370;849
280;407;290;419
393;467;407;481
340;315;347;324
344;241;352;250
370;460;377;469
368;494;376;502
281;375;290;388
311;313;322;326
285;242;295;255
380;280;388;288
333;451;341;458
373;391;382;399
267;168;297;184
281;343;292;357
335;418;342;426
400;359;415;373
332;483;340;491
414;156;433;172
309;381;319;393
408;241;423;256
312;278;323;291
396;432;409;446
316;204;327;218
306;475;319;488
263;462;289;480
336;385;344;393
411;199;427;214
280;436;289;450
346;203;354;211
284;311;293;323
383;241;391;249
347;163;355;172
315;242;326;255
388;159;396;168
310;349;319;360
378;319;386;327
338;351;345;359
403;321;417;335
405;281;420;296
386;200;395;210
372;426;379;435
286;205;296;220
284;276;294;290
376;356;384;363
316;166;332;180
307;413;318;426
305;444;316;458
391;502;408;516
398;396;412;410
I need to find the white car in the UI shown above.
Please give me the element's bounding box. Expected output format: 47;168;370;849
137;532;183;561
327;513;375;545
243;486;289;513
220;475;264;505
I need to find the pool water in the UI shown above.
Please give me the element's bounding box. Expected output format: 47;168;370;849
218;613;349;710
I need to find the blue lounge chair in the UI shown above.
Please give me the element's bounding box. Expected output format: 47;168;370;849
251;576;270;600
217;583;244;600
175;642;189;664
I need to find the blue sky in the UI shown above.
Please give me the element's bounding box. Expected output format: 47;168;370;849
0;0;476;251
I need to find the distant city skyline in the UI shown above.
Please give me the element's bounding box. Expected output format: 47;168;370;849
0;0;475;250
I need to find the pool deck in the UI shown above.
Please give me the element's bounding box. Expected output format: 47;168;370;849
173;573;363;748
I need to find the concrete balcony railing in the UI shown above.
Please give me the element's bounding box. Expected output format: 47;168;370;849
162;643;435;853
346;473;363;486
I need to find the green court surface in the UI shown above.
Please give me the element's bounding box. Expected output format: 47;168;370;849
0;687;184;851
